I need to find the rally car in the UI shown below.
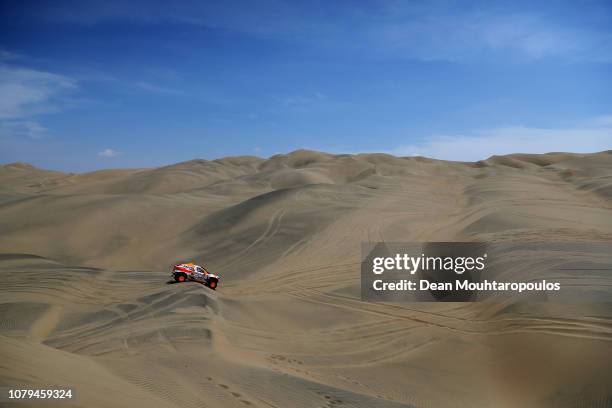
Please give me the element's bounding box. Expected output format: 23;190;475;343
172;262;220;290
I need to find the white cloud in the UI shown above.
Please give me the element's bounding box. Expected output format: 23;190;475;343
393;123;612;162
0;65;76;120
98;148;121;157
0;63;78;146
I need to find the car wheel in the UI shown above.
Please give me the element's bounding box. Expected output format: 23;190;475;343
175;273;187;283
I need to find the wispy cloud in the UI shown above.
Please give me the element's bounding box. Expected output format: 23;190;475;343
23;1;612;63
0;65;76;120
134;80;182;94
392;120;612;161
375;7;612;63
98;148;121;157
282;92;329;113
0;48;22;61
587;115;612;127
0;120;47;139
0;63;77;145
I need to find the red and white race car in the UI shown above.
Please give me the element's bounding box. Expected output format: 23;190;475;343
172;262;220;290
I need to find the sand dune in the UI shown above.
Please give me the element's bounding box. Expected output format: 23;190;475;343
1;150;611;408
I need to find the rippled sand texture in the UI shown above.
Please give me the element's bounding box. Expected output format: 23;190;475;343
1;150;611;408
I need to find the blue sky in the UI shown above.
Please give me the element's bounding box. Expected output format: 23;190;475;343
1;0;611;171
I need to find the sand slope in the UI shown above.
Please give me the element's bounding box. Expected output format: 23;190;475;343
1;150;611;408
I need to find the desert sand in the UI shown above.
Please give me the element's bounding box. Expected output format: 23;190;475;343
1;150;611;408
